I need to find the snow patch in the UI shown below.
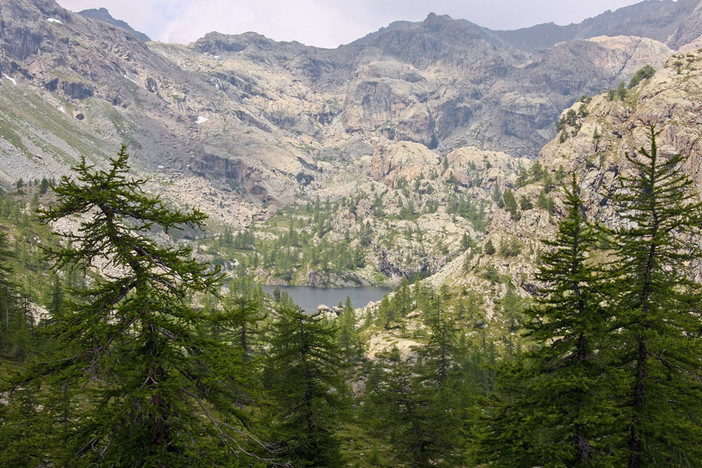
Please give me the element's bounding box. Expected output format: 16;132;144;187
123;74;139;85
47;18;63;24
2;75;16;85
57;106;65;113
196;116;208;124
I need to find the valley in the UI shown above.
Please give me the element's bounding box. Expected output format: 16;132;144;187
2;0;702;465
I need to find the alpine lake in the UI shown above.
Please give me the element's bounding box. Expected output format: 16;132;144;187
263;286;390;314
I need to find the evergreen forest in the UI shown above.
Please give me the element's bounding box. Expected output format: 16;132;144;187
1;126;702;467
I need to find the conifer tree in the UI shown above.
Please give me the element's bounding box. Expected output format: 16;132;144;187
7;146;268;465
417;292;467;466
502;188;520;221
338;295;360;359
221;276;267;360
608;125;702;466
0;231;20;357
421;289;459;387
0;231;35;363
479;175;610;466
265;304;346;466
367;349;437;468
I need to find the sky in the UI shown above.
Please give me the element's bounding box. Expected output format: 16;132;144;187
55;0;648;48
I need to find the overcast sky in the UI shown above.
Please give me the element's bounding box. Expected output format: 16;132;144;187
55;0;647;48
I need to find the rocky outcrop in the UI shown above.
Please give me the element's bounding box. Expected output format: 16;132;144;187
539;46;702;225
78;7;151;42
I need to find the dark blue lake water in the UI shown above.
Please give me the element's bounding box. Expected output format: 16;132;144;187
262;286;390;314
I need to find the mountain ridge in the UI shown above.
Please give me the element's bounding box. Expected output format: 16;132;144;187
1;0;702;287
77;7;151;42
491;0;702;51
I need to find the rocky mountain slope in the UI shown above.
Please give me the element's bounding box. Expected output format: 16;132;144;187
540;39;702;232
2;0;702;290
421;38;702;321
77;7;151;42
0;1;691;192
492;0;702;51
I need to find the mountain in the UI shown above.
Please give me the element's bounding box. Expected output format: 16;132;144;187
1;0;702;286
540;37;702;230
422;36;702;313
78;7;151;42
492;0;702;51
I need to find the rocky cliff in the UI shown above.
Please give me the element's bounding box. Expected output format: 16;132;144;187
492;0;702;51
423;37;702;317
0;0;693;208
78;7;151;42
2;0;702;288
540;38;702;231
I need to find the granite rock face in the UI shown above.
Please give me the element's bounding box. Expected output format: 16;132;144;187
492;0;702;52
539;44;702;224
0;0;700;229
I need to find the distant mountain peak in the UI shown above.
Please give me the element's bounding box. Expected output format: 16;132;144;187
491;0;702;51
78;7;151;42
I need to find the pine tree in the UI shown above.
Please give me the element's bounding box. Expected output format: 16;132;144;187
265;304;346;466
0;231;33;363
8;146;268;465
338;295;360;360
421;289;459;387
417;292;467;466
0;231;20;356
480;175;611;466
608;125;702;466
503;188;520;221
220;276;267;360
367;350;437;468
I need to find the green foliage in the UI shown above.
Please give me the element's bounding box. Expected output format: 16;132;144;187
265;304;347;466
557;103;590;140
480;127;702;467
362;284;500;467
460;232;474;250
0;231;31;362
518;195;533;211
206;200;370;284
607;125;702;465
498;236;522;257
367;355;453;467
628;64;655;88
483;239;496;256
502;188;520;221
481;176;614;465
446;193;488;231
537;188;556;213
39;177;50;195
2;146;272;465
338;296;361;359
481;265;501;284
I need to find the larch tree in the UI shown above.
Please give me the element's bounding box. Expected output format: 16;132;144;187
0;231;22;359
264;303;346;467
479;175;611;466
607;125;702;467
367;349;437;468
8;146;270;466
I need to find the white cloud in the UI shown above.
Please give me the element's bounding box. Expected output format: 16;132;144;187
56;0;645;48
158;0;355;47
